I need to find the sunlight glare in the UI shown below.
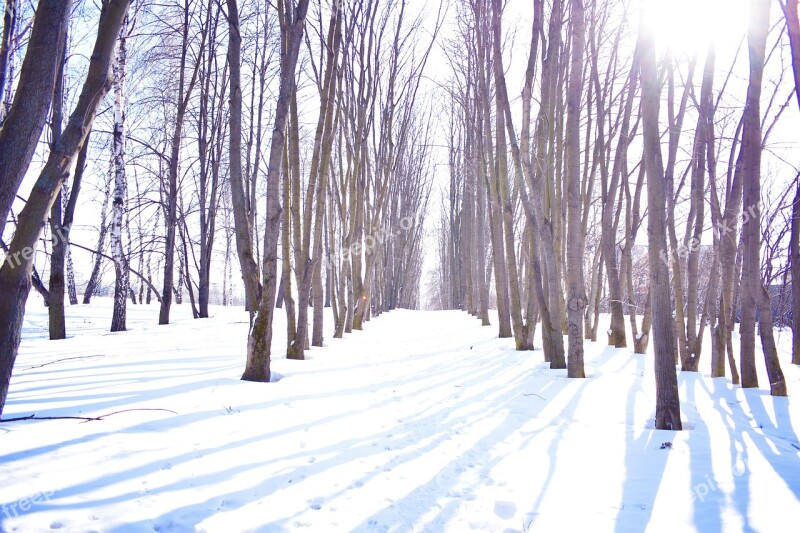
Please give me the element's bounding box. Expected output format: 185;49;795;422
639;0;748;55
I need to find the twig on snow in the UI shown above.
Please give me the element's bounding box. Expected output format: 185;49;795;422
21;354;105;371
0;408;177;423
523;393;546;400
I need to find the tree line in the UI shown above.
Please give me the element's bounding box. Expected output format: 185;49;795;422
430;0;799;430
0;0;436;417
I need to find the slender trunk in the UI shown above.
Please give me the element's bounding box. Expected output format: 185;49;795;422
48;42;67;340
110;16;129;332
243;0;310;382
84;158;114;303
564;0;586;378
740;0;771;389
490;0;524;347
160;0;201;325
783;0;800;365
0;0;18;121
227;0;261;315
757;284;787;395
640;10;682;430
793;178;800;365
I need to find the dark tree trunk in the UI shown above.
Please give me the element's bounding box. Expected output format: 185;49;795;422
48;42;67;340
0;0;70;240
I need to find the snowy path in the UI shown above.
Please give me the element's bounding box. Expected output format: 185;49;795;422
1;300;799;532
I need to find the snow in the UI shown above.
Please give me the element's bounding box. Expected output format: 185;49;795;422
1;299;799;532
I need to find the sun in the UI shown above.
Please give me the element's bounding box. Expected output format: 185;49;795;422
639;0;749;56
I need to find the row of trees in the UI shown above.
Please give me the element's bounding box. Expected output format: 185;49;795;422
431;0;799;430
0;0;436;416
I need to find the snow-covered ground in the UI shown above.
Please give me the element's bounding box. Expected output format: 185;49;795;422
0;299;798;532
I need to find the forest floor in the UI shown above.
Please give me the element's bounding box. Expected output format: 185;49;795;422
0;299;799;532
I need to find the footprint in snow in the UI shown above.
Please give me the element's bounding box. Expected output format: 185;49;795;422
307;456;316;464
494;500;517;520
309;497;324;511
49;522;63;530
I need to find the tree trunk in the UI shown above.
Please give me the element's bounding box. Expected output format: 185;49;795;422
110;16;129;332
160;0;200;325
0;0;70;240
740;0;771;389
0;0;18;122
83;158;114;304
640;10;682;430
227;0;261;316
793;178;800;365
48;41;67;340
564;0;586;378
243;0;310;382
757;285;788;395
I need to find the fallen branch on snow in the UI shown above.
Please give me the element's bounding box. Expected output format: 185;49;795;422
0;408;177;423
523;393;546;400
21;354;105;371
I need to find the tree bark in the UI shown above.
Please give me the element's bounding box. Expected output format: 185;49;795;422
0;0;70;240
110;15;129;332
793;178;800;365
48;41;67;340
564;0;586;378
740;0;771;389
640;9;682;430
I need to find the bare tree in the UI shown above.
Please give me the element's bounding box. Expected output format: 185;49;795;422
159;0;204;325
740;0;787;396
639;7;682;430
111;14;130;332
242;0;310;383
564;0;587;378
227;0;262;318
